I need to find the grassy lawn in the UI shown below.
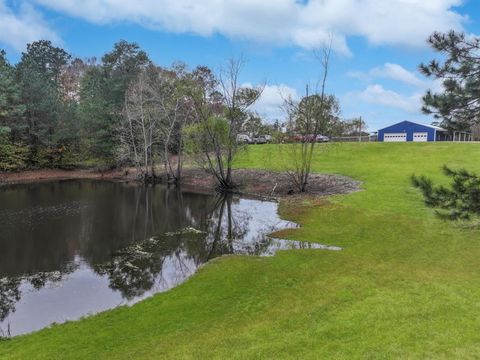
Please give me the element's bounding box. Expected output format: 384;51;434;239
2;142;480;359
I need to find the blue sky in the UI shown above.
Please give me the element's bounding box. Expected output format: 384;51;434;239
1;0;479;131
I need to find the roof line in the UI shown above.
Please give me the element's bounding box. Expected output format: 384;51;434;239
378;120;447;132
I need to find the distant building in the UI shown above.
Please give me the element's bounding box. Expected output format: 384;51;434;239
378;121;450;142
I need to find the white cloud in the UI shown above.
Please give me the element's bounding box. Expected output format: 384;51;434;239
251;84;298;121
371;63;426;87
0;0;60;51
345;62;446;114
33;0;466;54
348;63;427;87
356;84;422;113
346;70;371;82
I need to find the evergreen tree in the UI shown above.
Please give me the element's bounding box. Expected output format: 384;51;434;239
412;166;480;220
102;40;151;106
78;41;150;159
78;66;116;158
420;31;480;131
16;40;71;157
0;50;25;137
0;50;28;170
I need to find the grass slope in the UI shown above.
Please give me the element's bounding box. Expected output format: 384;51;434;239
2;142;480;359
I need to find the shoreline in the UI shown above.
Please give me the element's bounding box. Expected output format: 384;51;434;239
0;168;134;185
0;167;361;199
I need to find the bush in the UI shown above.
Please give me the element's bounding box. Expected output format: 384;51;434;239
31;145;86;169
0;140;29;171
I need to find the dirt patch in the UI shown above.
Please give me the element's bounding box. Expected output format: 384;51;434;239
168;168;361;199
0;167;361;199
0;168;135;185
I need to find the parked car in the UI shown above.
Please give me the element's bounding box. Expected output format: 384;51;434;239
283;134;329;143
316;134;330;142
286;134;304;143
303;134;330;142
263;135;272;143
251;135;268;144
237;134;252;144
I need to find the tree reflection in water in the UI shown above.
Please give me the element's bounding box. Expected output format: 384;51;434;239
0;181;337;336
0;264;77;337
93;193;253;299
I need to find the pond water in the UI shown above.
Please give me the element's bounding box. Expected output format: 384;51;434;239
0;180;340;337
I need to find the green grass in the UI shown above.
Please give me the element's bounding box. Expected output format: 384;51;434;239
3;142;480;359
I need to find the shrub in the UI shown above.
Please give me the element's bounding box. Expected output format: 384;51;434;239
0;140;28;171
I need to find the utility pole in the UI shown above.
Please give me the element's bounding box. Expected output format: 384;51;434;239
358;116;362;142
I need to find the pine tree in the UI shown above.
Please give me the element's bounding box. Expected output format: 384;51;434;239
412;166;480;220
420;31;480;131
16;40;71;151
0;50;25;135
78;40;150;159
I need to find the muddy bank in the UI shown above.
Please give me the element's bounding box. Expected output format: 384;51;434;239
179;168;361;198
0;168;361;198
0;168;133;185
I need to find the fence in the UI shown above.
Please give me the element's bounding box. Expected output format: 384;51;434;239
330;135;377;142
331;133;476;143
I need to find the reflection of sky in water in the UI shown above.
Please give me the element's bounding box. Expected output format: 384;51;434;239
0;181;341;337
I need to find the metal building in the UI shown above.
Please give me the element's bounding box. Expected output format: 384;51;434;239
378;121;449;142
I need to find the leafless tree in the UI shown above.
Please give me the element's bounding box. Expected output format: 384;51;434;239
281;43;332;193
119;65;195;184
58;57;96;101
119;67;161;182
152;64;195;184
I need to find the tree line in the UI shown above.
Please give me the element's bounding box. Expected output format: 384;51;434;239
0;40;150;171
0;40;261;188
0;39;356;192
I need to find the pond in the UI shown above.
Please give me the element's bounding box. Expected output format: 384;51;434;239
0;180;340;337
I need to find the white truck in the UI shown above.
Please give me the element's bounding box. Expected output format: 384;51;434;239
236;134;252;144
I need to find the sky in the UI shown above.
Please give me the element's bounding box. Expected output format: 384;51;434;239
1;0;479;131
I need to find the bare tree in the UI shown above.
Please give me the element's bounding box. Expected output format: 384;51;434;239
118;67;161;182
218;58;263;188
281;43;332;193
185;59;263;191
153;64;195;184
118;65;195;184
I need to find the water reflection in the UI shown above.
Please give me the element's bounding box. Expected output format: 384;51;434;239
0;180;339;336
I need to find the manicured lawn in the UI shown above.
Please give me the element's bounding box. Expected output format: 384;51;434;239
2;142;480;359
